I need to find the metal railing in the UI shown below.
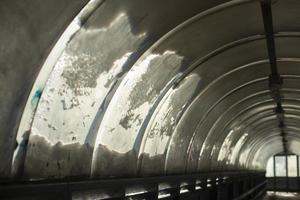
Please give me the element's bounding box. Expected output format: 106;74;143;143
0;171;266;200
267;177;300;192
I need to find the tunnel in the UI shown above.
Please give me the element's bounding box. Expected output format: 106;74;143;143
1;0;300;199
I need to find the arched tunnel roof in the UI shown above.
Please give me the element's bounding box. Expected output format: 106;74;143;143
1;0;300;180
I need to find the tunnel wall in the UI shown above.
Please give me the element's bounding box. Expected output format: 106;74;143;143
1;0;300;180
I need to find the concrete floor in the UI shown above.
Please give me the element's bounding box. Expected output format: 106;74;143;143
264;192;300;200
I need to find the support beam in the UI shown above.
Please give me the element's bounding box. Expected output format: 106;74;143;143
260;0;288;154
260;0;278;75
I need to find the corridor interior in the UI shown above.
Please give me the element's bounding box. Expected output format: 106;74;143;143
1;0;300;199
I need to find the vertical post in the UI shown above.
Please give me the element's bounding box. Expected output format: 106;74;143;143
297;156;300;177
297;156;300;191
145;185;158;200
232;178;241;198
209;177;217;200
217;177;229;200
200;178;210;200
286;155;289;190
169;183;180;199
286;155;288;177
273;155;276;191
273;156;276;177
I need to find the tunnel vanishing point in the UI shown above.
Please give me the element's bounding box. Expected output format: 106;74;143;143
1;0;300;199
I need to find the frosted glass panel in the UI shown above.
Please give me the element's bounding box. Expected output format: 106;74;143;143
266;157;274;177
288;155;297;177
275;156;286;177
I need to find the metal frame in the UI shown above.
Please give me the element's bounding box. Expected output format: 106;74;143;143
273;154;300;178
0;171;266;200
267;154;300;192
260;0;288;153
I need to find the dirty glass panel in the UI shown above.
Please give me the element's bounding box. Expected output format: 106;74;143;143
275;156;286;177
288;155;297;177
266;157;274;177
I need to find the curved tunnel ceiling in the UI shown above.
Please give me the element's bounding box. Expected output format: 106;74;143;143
1;0;300;180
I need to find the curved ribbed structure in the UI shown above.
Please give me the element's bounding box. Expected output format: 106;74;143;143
1;0;300;184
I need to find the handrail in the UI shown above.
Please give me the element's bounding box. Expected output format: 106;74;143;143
0;171;266;199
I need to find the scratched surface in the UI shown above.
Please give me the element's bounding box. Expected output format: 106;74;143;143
2;0;300;181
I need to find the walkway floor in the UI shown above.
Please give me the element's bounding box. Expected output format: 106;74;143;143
264;192;300;200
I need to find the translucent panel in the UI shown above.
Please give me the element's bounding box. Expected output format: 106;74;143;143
298;156;300;177
288;155;297;177
275;156;286;177
6;0;300;181
266;157;274;177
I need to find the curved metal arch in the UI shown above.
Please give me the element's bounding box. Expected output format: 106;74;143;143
246;133;300;168
194;92;300;171
222;103;300;137
139;36;272;174
165;77;269;173
250;140;283;169
237;114;300;145
204;110;300;170
210;105;300;168
204;76;300;133
198;115;282;169
183;91;271;172
239;123;300;153
228;122;300;162
208;95;300;152
173;33;300;86
232;126;300;167
249;137;284;162
10;0;300;180
191;95;300;172
204;93;300;160
91;0;272;177
11;1;262;180
221;126;300;168
212;92;300;144
237;123;300;166
165;62;300;173
136;35;300;173
211;92;300;132
188;73;300;148
211;99;300;145
176;58;300;172
135;39;300;175
244;116;300;142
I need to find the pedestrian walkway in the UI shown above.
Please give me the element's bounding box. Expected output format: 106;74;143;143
264;192;300;200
